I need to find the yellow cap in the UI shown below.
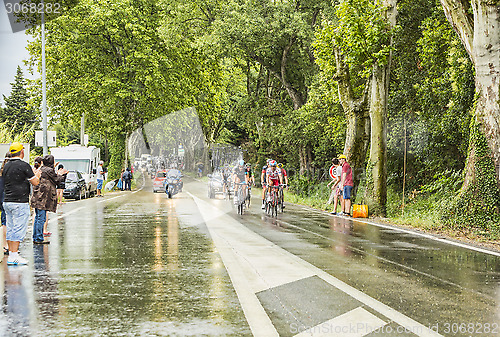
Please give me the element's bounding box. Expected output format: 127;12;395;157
338;154;347;159
9;142;24;153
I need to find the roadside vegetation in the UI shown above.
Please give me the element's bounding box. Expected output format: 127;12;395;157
1;0;499;241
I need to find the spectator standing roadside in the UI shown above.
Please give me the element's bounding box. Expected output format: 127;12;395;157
338;155;354;216
123;167;132;191
1;152;12;255
56;164;67;204
197;163;204;178
118;169;125;191
30;155;68;244
3;142;41;265
326;158;342;214
96;161;104;197
31;157;49;237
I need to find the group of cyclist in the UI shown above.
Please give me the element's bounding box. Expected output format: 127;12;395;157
260;159;288;209
222;158;288;210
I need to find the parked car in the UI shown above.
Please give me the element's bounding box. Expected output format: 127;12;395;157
63;170;87;200
152;170;168;192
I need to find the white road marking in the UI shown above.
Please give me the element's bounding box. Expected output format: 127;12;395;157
295;203;500;257
275;219;493;300
294;307;386;337
330;214;500;258
188;192;442;337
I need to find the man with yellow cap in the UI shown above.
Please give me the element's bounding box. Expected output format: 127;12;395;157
2;142;41;265
338;154;354;217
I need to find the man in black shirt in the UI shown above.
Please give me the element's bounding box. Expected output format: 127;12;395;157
3;142;40;265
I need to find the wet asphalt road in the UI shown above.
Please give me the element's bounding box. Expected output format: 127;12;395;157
0;176;499;336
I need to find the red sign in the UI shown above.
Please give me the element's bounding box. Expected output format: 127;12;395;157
329;165;336;179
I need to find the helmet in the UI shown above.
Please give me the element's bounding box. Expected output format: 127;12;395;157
239;159;245;166
245;163;251;168
266;158;272;164
269;160;277;167
277;163;283;169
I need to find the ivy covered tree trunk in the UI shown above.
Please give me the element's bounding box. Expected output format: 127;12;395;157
108;134;126;180
439;0;500;224
440;0;500;185
442;121;500;229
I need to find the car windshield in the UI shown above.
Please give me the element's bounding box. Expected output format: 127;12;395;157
167;169;181;178
66;172;79;182
156;172;167;178
55;159;89;173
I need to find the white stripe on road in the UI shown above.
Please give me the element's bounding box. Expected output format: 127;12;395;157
188;192;442;337
295;204;500;257
275;218;492;300
330;214;500;258
294;307;386;337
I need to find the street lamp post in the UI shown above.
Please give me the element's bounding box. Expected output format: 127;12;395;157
41;1;48;155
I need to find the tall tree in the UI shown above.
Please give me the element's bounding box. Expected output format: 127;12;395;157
439;0;500;225
213;0;329;174
314;0;396;212
1;66;38;138
27;0;225;177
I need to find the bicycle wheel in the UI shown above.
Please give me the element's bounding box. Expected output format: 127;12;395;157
246;189;251;207
238;188;245;215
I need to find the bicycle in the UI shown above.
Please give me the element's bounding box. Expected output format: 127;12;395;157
265;185;279;217
222;178;231;200
245;185;252;208
277;184;287;212
234;182;248;215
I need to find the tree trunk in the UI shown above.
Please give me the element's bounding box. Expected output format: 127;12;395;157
363;0;396;216
334;48;371;191
440;0;500;188
298;144;313;176
365;63;389;215
471;1;500;188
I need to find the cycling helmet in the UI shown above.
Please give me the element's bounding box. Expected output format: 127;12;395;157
269;160;277;167
245;163;252;168
277;163;283;169
239;159;245;166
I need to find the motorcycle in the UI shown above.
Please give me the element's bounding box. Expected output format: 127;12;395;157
164;169;183;198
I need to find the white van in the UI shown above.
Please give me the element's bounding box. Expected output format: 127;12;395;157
51;145;100;197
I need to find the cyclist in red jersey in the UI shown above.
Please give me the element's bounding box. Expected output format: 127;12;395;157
277;163;288;186
264;160;283;208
